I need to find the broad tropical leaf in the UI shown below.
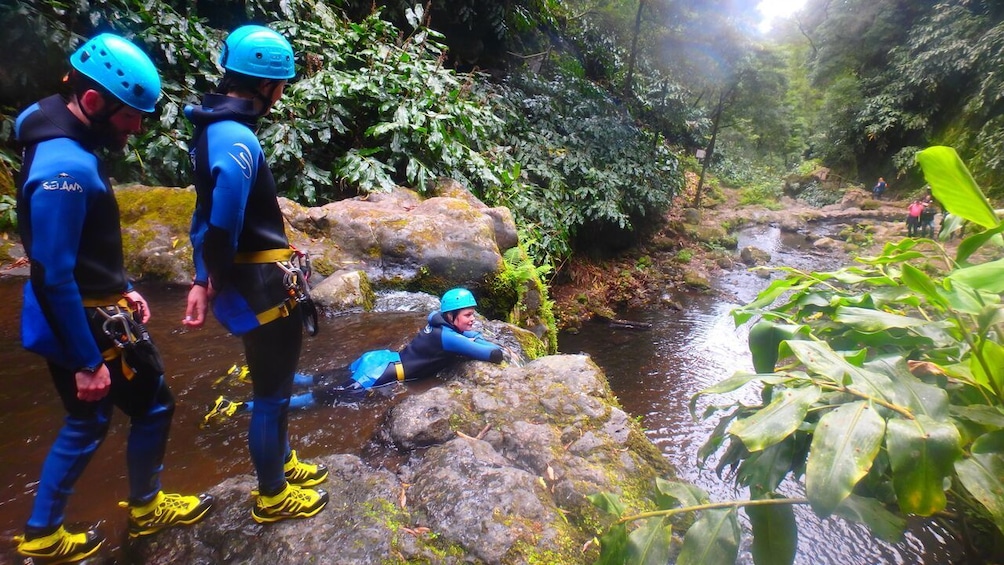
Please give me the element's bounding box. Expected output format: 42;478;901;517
833;494;906;543
748;320;807;373
953;431;1004;536
729;386;821;452
748;502;797;565
886;415;962;515
916;146;999;229
806;401;886;515
627;517;672;565
676;507;740;565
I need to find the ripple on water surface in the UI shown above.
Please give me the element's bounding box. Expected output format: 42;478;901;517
558;225;965;564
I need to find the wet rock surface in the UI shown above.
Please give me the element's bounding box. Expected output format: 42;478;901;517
128;353;671;565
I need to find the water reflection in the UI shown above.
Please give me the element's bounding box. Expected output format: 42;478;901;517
0;278;429;559
559;224;963;564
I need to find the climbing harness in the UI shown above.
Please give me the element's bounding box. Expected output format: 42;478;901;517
278;247;319;337
232;246;320;336
96;304;164;378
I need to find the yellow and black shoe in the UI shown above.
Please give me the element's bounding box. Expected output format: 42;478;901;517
14;525;104;564
252;483;328;524
121;491;214;538
202;396;246;427
284;450;329;487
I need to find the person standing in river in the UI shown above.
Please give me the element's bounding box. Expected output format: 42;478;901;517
182;24;329;523
13;33;213;563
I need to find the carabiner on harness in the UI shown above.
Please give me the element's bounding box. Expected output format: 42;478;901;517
277;250;319;337
96;306;165;375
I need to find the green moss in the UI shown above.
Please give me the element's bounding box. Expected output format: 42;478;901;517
116;185;195;233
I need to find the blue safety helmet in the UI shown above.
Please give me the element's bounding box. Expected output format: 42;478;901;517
441;288;477;313
220;25;295;79
70;33;161;113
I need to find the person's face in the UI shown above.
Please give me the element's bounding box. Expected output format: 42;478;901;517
82;89;145;150
105;105;145;149
450;308;477;332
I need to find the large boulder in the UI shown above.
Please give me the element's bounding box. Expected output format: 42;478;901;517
128;354;673;565
282;181;516;292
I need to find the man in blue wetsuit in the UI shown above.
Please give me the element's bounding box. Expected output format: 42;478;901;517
181;24;328;524
206;288;505;417
14;33;212;563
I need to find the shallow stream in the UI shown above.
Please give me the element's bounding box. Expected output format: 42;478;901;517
0;224;965;562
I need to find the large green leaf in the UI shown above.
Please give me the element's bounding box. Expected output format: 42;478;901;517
783;340;895;401
864;356;947;418
737;437;796;494
655;478;707;509
899;264;949;309
954;431;1004;536
833;306;929;330
676;508;740;565
748;321;808;373
916;146;999;229
971;338;1004;400
947;258;1004;294
690;372;791;416
730;386;821;452
833;494;906;543
886;415;962;515
748;502;797;565
627;517;672;565
806;401;886;515
954;221;1004;264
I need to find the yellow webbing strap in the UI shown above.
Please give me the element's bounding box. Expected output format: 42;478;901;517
82;296;128;308
395;362;405;382
101;346;134;380
234;249;292;264
255;297;297;326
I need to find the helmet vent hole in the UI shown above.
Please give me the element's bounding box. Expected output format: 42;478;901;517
80;52;91;63
133;84;145;96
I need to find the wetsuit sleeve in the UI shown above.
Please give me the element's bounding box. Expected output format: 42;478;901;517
441;327;504;364
201;122;261;288
24;143;104;370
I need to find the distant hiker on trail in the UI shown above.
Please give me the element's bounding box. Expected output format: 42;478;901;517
920;190;938;238
907;199;925;237
872;177;887;200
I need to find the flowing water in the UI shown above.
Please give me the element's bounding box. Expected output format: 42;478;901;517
561;224;964;564
0;225;966;563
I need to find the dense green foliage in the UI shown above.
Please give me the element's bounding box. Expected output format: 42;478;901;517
0;0;690;268
591;147;1004;564
789;0;1004;196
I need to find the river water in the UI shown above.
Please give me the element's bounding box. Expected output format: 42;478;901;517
0;224;965;563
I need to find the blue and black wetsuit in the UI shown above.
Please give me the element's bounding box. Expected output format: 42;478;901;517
303;310;503;406
186;93;302;496
16;95;175;533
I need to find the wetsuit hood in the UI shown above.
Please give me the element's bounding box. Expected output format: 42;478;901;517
427;311;456;331
184;93;260;128
16;95;100;152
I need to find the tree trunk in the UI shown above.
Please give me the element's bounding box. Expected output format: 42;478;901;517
693;91;725;208
623;0;646;95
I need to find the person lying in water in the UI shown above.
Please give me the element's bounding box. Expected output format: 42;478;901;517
205;288;505;423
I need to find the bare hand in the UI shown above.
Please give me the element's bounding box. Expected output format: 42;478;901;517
122;290;151;323
76;365;111;402
184;284;210;328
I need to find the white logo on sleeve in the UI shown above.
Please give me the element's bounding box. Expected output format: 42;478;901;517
41;173;83;193
228;143;254;179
